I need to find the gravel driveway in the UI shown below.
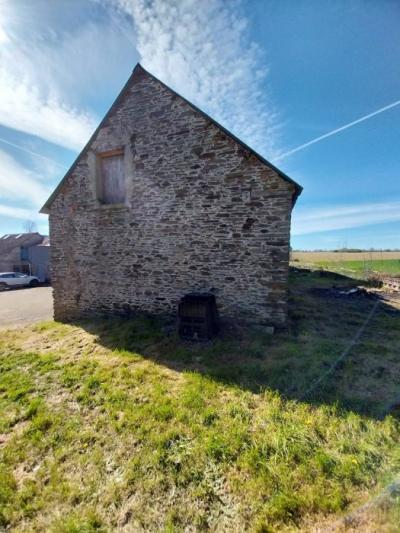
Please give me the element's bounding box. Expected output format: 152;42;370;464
0;286;53;329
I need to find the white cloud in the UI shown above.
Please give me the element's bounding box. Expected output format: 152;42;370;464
0;136;67;171
114;0;281;160
1;0;279;157
0;2;110;151
0;203;46;222
0;69;97;152
5;18;138;109
0;149;51;207
292;201;400;235
0;25;8;43
0;1;10;43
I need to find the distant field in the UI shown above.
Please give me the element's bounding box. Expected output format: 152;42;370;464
293;251;400;261
292;252;400;277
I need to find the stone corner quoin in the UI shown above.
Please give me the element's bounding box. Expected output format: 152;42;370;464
44;65;301;328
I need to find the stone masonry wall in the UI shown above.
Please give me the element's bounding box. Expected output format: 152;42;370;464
49;68;296;327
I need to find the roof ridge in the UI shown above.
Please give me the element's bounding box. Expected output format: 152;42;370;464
40;63;302;214
138;64;302;202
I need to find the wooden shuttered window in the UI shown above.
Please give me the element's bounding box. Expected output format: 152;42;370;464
98;149;125;204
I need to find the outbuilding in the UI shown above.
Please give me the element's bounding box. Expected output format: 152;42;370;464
41;64;302;327
0;233;50;282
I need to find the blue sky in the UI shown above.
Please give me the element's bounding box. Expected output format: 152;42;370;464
0;0;398;249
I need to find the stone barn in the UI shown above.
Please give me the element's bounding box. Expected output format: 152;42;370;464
41;64;302;327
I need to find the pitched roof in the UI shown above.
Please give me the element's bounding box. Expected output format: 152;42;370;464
32;236;50;247
40;64;302;214
0;233;45;253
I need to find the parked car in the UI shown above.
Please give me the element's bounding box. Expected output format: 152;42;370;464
0;272;40;290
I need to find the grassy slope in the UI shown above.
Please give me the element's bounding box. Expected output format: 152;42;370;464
1;271;400;532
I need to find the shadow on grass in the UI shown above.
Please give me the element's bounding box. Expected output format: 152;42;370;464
77;268;400;420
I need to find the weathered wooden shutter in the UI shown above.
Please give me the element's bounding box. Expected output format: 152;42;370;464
100;153;125;204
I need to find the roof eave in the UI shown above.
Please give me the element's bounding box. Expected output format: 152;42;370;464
140;66;302;206
40;63;303;213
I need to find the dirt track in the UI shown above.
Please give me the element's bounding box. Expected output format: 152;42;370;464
0;286;53;329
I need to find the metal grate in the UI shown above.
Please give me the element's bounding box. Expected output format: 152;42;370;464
178;293;219;340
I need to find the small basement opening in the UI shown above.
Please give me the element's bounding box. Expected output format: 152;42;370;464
178;293;219;341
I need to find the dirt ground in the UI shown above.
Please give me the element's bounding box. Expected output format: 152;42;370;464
0;286;53;329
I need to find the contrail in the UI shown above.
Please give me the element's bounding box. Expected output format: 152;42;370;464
276;99;400;161
0;137;67;169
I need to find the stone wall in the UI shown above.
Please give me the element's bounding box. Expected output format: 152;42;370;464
48;67;297;327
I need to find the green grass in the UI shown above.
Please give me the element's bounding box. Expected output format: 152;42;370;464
1;271;400;531
297;259;400;278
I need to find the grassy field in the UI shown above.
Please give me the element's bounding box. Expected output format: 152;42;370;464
1;270;400;531
292;252;400;278
292;252;400;261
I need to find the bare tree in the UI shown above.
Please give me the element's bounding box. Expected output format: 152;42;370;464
23;220;38;233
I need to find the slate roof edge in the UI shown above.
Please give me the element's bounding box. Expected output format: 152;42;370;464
40;63;302;214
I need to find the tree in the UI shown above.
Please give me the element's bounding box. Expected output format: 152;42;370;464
23;220;38;233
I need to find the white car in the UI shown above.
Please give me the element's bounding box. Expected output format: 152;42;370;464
0;272;40;290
